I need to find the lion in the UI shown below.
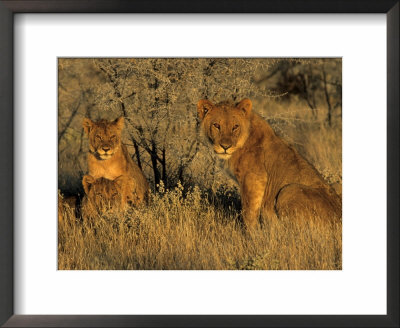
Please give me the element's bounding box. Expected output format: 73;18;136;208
83;116;149;206
81;175;127;217
197;98;341;229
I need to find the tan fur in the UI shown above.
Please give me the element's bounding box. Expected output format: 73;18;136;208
81;175;127;217
197;98;341;229
83;116;149;206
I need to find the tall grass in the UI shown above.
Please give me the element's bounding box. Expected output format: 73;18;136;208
58;183;341;270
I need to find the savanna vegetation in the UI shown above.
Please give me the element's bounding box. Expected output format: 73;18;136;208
58;58;342;270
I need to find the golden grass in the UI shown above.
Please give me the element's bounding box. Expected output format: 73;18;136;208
58;183;341;270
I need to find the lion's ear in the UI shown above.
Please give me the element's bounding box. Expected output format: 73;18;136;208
82;118;93;135
114;116;125;131
197;99;214;120
236;98;252;116
113;175;125;189
82;175;95;195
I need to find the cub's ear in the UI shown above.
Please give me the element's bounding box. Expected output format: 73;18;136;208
197;99;214;121
82;175;95;195
82;118;93;135
113;175;125;189
236;98;252;116
114;116;125;131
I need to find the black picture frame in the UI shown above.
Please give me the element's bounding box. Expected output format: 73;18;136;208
0;1;398;327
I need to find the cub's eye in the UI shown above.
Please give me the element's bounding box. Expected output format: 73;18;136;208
213;123;220;129
110;135;116;140
232;124;239;131
95;135;102;140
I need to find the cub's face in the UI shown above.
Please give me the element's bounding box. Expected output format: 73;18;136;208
197;99;252;160
83;117;124;160
82;175;124;211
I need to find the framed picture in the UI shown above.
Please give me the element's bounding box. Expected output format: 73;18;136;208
1;1;398;327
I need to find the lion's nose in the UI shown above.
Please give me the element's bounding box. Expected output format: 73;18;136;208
102;147;111;152
220;143;232;151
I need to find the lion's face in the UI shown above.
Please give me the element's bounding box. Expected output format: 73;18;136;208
197;99;252;160
82;175;124;211
83;117;124;160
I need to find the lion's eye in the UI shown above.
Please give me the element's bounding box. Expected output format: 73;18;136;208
232;124;239;131
110;135;116;140
95;135;102;140
213;123;220;129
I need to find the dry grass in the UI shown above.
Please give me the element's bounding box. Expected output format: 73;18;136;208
58;183;341;270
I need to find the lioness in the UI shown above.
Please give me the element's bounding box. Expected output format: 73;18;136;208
83;116;149;206
197;98;341;228
81;175;126;217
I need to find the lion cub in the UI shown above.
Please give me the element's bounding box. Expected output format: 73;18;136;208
81;175;126;217
197;98;341;229
83;116;149;206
